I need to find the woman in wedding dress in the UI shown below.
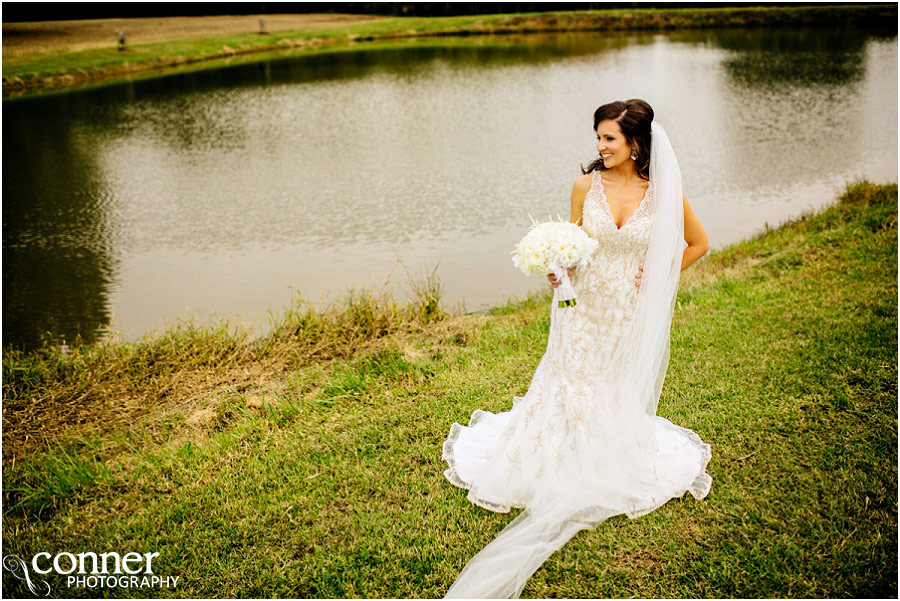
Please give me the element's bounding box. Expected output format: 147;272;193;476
441;99;713;598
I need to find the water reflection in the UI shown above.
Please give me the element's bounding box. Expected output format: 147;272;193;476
3;25;896;352
717;27;868;87
3;95;117;349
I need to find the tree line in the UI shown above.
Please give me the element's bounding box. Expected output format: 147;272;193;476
3;2;823;23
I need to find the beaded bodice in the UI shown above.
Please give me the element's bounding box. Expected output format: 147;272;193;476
545;171;655;381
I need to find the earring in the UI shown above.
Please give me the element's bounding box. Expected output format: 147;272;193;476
630;150;638;160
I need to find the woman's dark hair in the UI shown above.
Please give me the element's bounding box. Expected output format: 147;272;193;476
581;99;653;181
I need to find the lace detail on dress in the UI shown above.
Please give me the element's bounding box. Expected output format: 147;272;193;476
441;169;711;596
552;171;654;380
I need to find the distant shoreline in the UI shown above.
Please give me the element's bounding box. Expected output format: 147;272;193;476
3;4;896;98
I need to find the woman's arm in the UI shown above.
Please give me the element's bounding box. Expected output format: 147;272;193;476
549;174;593;288
569;173;592;225
681;194;709;271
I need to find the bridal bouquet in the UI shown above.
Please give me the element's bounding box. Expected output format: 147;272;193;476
511;219;599;308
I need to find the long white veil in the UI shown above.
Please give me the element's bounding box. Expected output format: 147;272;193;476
443;120;686;598
628;120;686;417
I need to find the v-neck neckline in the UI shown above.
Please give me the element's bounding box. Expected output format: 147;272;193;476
596;174;651;231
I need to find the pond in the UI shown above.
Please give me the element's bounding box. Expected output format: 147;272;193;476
3;25;897;351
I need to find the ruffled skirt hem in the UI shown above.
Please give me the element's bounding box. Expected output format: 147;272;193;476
441;405;713;519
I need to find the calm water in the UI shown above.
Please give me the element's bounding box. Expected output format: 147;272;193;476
3;26;897;351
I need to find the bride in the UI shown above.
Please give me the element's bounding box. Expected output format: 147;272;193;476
441;99;713;598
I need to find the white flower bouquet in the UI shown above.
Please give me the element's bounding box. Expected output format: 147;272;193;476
511;218;599;308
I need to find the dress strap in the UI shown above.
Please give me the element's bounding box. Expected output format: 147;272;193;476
589;170;604;198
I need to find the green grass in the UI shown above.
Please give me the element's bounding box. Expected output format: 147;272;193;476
3;4;895;98
1;180;896;597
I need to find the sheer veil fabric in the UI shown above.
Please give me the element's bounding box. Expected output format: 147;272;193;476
441;121;712;598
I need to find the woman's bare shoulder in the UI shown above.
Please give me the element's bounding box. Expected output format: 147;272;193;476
571;171;594;196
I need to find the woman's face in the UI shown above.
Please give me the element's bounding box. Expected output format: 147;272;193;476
596;119;633;168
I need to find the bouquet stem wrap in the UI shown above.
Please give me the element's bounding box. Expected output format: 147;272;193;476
550;267;577;308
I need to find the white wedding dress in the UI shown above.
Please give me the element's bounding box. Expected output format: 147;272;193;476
441;170;713;598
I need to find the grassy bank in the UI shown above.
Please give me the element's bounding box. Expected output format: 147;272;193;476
2;180;897;598
4;4;896;98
